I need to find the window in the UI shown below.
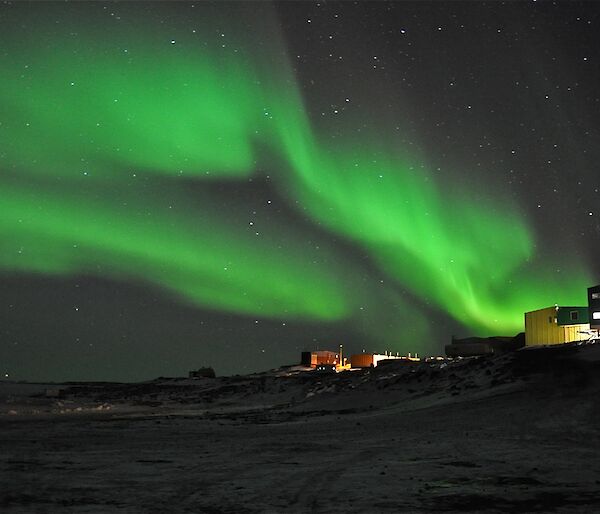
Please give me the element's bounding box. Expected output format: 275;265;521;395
570;311;579;321
548;316;553;324
592;292;600;300
593;312;600;320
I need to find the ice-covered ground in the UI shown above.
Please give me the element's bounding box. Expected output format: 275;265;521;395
1;354;600;513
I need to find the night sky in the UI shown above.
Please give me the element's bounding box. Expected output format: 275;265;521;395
1;1;599;382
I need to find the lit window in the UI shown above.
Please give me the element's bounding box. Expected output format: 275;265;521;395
593;312;600;320
570;311;579;321
592;292;600;300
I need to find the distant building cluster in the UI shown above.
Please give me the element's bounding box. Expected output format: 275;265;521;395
301;344;420;373
301;284;600;369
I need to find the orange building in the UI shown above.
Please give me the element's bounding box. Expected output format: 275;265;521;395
301;350;339;367
350;353;375;368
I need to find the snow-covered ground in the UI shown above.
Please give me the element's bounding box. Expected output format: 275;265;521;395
1;354;600;513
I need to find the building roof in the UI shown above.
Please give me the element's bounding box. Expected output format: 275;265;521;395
526;306;589;325
525;306;586;313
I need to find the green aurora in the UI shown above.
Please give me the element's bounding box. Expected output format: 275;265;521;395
0;4;592;347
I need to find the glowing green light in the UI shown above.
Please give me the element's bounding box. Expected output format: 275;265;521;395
0;4;592;345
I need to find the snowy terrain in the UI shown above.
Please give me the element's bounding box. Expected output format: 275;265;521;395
1;352;600;513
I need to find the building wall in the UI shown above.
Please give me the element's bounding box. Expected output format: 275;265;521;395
350;354;374;368
301;352;312;367
310;351;338;366
588;285;600;330
556;306;589;325
350;353;411;368
525;307;589;346
372;354;401;367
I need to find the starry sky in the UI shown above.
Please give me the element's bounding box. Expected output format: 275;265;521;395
1;1;599;381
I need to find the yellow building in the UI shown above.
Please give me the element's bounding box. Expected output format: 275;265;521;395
524;306;590;346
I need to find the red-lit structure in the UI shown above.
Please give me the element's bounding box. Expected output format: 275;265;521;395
301;350;339;367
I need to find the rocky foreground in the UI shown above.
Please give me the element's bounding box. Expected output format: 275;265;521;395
1;351;600;513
